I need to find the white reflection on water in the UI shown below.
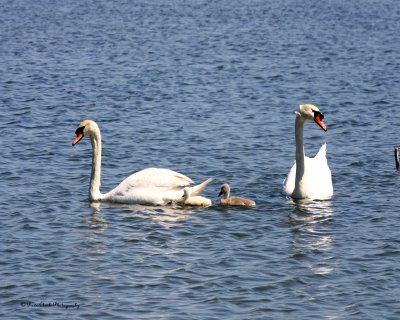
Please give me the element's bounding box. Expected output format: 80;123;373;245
289;198;334;222
88;201;201;228
288;199;335;275
85;202;109;233
82;202;202;282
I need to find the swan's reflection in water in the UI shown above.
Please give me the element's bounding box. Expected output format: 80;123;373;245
87;201;201;229
83;202;200;282
85;202;109;233
82;202;110;281
288;198;335;275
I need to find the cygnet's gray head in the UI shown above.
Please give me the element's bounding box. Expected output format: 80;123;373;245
218;183;231;198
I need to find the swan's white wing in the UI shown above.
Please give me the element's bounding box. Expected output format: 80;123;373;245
106;186;185;205
282;161;296;196
307;144;333;200
314;142;327;159
282;143;333;200
102;168;212;205
119;167;193;188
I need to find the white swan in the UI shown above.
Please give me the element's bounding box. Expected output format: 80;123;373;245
72;120;212;205
218;183;256;207
180;187;212;207
282;104;333;200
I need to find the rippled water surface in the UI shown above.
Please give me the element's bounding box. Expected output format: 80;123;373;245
1;0;400;319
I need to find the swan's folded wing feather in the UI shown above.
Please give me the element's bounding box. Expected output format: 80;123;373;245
314;142;327;159
308;145;333;199
106;186;184;205
103;168;213;205
282;161;296;196
120;167;194;189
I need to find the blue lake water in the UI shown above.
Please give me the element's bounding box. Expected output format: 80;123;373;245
1;0;400;319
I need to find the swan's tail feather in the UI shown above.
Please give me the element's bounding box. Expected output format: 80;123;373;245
315;143;327;159
189;177;213;196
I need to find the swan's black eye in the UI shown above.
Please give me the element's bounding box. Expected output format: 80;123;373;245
75;126;85;136
313;111;324;120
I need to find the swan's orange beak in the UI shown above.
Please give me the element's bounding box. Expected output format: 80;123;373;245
314;112;327;132
72;133;84;146
72;126;85;146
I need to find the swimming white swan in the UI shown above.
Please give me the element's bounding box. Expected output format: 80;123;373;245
282;104;333;200
218;183;256;207
72;120;212;205
180;187;212;207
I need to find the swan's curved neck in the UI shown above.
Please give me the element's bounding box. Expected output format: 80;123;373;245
293;115;306;197
89;129;102;201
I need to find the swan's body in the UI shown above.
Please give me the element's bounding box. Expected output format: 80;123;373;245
180;187;212;207
218;183;256;207
72;120;212;205
282;104;333;200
